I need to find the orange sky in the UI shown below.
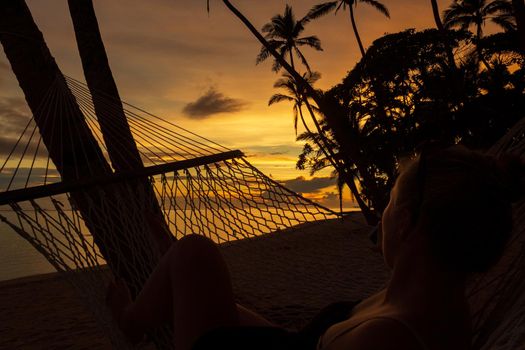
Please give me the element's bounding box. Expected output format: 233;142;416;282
0;0;453;209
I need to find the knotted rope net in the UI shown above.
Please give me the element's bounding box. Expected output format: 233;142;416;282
0;74;336;348
1;74;524;349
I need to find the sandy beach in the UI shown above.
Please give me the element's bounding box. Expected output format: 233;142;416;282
0;214;390;349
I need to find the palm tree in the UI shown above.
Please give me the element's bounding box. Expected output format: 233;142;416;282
443;0;515;70
1;0;175;291
443;0;515;39
269;71;377;221
216;0;380;224
431;0;446;30
430;0;461;90
268;71;321;135
256;4;322;73
306;0;390;57
67;0;171;255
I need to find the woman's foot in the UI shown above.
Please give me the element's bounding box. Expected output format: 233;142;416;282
106;279;144;344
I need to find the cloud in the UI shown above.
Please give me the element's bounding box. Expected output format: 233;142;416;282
0;97;43;158
108;32;222;58
0;61;7;85
0;97;32;135
280;176;335;194
316;191;358;210
182;88;247;118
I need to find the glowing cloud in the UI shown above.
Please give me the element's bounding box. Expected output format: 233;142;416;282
182;88;248;118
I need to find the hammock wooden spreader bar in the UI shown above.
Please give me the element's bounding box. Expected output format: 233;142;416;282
0;150;243;206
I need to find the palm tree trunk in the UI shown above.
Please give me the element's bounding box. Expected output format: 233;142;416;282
67;0;142;172
348;3;395;211
67;0;172;252
476;20;492;71
513;0;525;53
349;5;366;57
430;0;444;31
302;100;378;223
0;0;156;291
348;4;391;212
0;2;109;181
430;0;458;71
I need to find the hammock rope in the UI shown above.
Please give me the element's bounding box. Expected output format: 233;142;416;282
0;73;524;349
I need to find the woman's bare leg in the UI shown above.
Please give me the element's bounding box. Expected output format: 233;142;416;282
168;234;239;350
107;234;274;350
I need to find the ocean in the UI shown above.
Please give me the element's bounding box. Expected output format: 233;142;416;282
0;206;356;282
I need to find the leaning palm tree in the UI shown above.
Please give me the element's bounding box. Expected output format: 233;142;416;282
256;4;323;73
306;0;390;57
269;71;373;219
211;0;380;224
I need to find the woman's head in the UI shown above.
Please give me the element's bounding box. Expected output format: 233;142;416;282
382;144;523;274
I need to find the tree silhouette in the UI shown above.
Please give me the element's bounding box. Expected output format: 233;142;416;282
443;0;516;35
513;0;525;52
306;0;390;57
269;71;321;135
256;4;322;73
443;0;516;69
218;0;387;223
212;0;525;223
431;0;460;71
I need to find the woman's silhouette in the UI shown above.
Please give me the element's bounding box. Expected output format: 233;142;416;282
107;144;522;350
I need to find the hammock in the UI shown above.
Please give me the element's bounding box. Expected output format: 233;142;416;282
0;74;523;349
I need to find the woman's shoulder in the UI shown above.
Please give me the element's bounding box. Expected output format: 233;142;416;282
318;301;470;350
319;316;427;350
318;289;433;350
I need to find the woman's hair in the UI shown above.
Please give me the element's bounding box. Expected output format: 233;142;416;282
395;145;524;273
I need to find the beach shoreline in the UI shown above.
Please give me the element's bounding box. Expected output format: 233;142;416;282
0;214;389;349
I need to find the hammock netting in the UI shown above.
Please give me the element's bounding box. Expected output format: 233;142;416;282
0;74;524;349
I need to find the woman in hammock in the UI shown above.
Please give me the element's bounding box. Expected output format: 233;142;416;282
107;144;522;350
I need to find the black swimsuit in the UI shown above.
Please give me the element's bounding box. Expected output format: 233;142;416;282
192;300;360;350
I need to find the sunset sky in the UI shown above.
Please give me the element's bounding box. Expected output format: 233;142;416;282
0;0;453;209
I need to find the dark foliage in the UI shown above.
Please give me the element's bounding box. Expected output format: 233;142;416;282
297;28;525;213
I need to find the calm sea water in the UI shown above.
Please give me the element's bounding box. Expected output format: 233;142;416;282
0;207;355;282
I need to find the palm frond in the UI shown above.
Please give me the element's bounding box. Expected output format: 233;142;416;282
268;93;294;106
275;46;290;72
335;1;345;15
444;14;475;31
272;59;282;73
443;2;474;29
294;47;312;73
261;22;275;34
491;15;517;32
362;0;390;18
304;2;338;22
273;74;296;89
297;131;320;142
484;0;514;15
297;35;323;51
293;105;299;135
305;70;322;84
256;46;271;65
